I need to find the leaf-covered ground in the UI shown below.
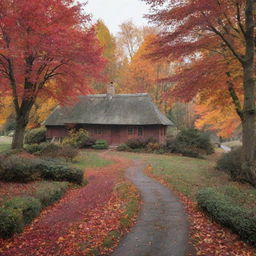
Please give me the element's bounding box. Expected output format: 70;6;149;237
0;152;139;256
0;151;112;206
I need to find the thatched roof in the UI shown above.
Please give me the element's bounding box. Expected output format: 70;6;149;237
45;93;173;126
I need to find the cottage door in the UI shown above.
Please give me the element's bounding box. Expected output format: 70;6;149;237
111;126;120;145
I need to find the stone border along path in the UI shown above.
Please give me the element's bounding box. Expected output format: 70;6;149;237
112;160;193;256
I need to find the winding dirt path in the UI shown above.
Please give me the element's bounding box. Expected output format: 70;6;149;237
112;159;192;256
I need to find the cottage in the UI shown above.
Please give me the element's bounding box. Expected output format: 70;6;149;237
45;89;173;145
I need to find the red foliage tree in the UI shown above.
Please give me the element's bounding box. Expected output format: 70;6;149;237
0;0;105;149
143;0;256;184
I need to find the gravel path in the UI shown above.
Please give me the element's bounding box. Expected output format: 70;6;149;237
112;160;192;256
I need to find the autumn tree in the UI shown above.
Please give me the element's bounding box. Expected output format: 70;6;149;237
0;0;104;149
117;21;145;61
144;0;256;184
94;20;117;93
118;33;173;112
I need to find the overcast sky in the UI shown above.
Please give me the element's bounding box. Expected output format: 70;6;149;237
84;0;150;35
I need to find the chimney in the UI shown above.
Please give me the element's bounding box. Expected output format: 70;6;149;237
107;82;115;95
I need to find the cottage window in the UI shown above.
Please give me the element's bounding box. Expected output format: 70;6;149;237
128;127;134;135
138;127;143;136
94;128;103;134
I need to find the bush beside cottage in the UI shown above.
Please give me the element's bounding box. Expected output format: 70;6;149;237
117;128;214;158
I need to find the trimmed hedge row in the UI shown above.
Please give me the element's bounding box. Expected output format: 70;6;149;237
0;156;84;184
0;196;41;238
92;140;108;149
197;188;256;245
25;143;79;162
34;182;69;208
0;182;70;238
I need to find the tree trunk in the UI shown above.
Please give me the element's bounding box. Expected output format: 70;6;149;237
11;114;28;149
241;62;256;185
239;0;256;185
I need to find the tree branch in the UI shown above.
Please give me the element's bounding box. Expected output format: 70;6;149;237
236;2;246;38
201;11;245;64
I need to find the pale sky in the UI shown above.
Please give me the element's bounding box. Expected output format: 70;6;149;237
84;0;150;35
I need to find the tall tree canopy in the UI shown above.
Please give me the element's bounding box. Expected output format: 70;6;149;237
143;0;256;184
119;33;173;112
94;20;117;93
0;0;105;148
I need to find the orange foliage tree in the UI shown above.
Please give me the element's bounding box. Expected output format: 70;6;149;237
119;34;173;112
94;20;117;93
0;0;105;149
144;0;256;184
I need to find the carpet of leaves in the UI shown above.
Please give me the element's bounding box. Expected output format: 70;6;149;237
145;165;256;256
0;181;38;205
0;152;138;256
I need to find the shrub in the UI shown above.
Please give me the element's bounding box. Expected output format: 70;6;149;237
144;137;157;145
0;156;41;182
117;144;131;152
197;188;256;245
176;128;214;155
34;182;69;207
4;196;42;225
0;156;84;184
92;140;108;150
25;143;49;154
63;129;95;148
60;145;79;162
166;128;214;157
40;162;84;184
217;147;241;179
39;143;62;158
25;127;46;145
0;208;23;238
146;142;161;152
126;138;145;149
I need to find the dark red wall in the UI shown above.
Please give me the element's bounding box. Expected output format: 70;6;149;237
46;124;167;145
46;126;68;139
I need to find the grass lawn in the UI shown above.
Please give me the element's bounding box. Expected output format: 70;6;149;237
117;151;256;210
74;150;112;169
0;136;12;152
0;144;10;152
222;140;242;149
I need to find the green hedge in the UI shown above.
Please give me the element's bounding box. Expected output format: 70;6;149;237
92;140;108;149
166;128;214;157
25;143;48;154
0;208;24;238
0;196;41;238
216;147;241;179
4;196;42;225
197;188;256;245
0;182;71;238
25;127;46;145
0;156;42;182
0;156;84;184
34;182;69;207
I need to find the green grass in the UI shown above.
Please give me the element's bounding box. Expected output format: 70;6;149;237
74;151;112;169
0;143;10;152
116;151;256;210
222;140;242;149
